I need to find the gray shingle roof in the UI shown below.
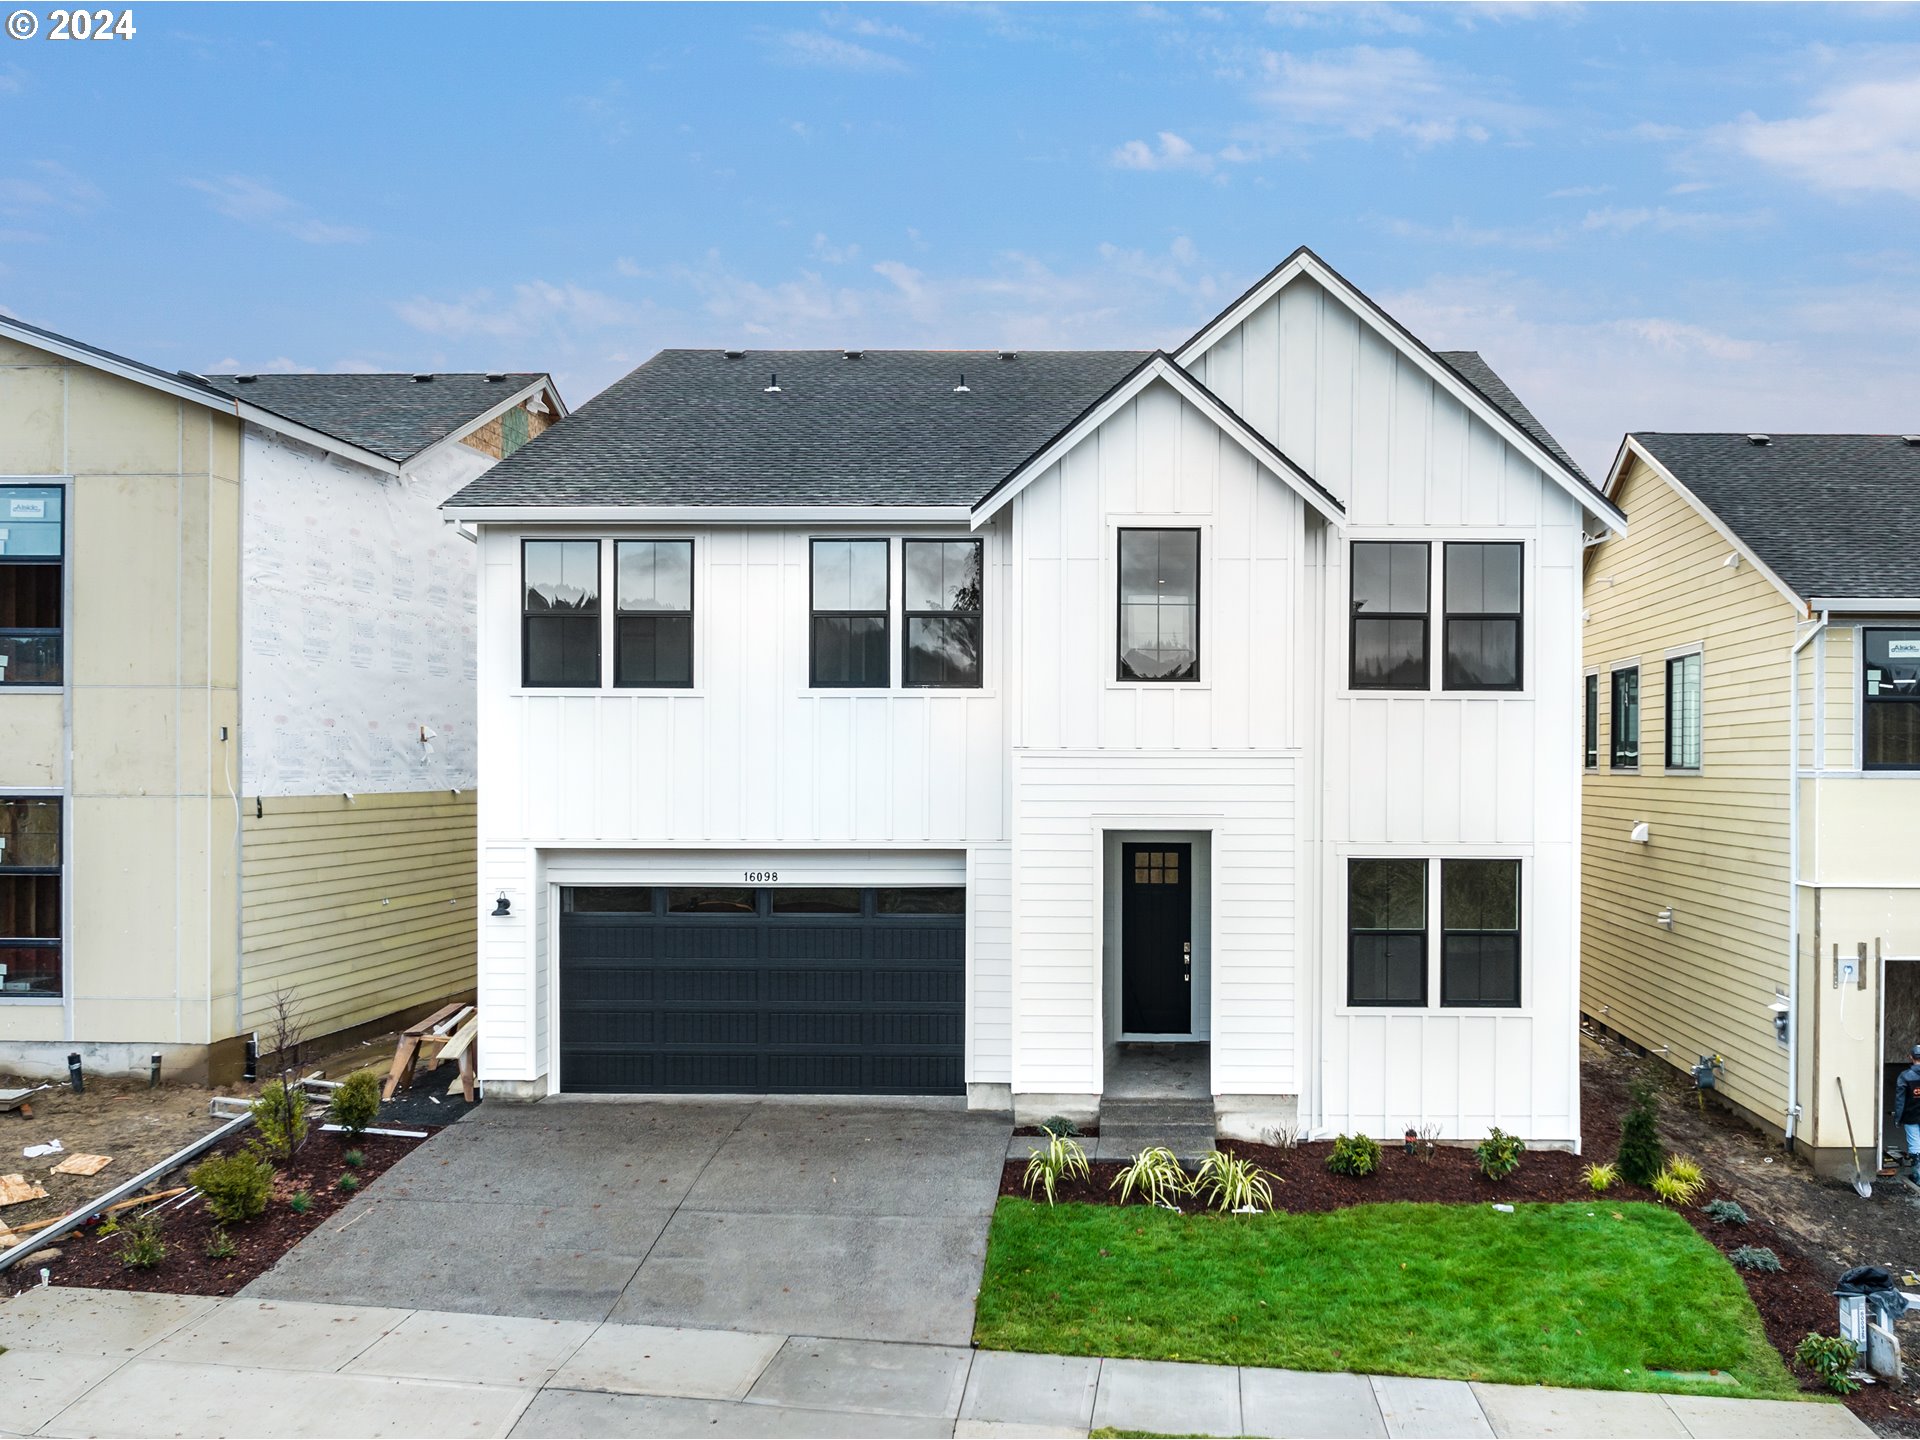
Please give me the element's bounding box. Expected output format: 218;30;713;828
444;350;1151;509
1633;433;1920;601
1437;351;1590;487
203;372;545;463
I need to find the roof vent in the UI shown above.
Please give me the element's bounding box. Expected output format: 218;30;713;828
843;349;864;360
763;373;781;394
724;348;745;360
998;350;1018;361
233;374;257;384
1746;433;1770;446
952;373;970;394
485;372;507;383
1903;435;1920;446
412;373;434;383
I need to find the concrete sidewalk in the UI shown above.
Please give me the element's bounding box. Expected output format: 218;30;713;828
0;1287;1871;1439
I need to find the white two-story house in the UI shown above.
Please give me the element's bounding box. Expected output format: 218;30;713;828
447;248;1625;1145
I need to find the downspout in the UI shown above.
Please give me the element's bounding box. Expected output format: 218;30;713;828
1784;608;1829;1147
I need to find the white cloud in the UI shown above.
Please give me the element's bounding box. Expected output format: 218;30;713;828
1250;45;1533;145
0;160;102;218
1110;131;1215;172
810;233;861;263
1577;205;1769;235
1719;67;1920;198
394;280;653;343
1547;184;1610;199
771;30;908;72
0;65;24;96
185;175;368;244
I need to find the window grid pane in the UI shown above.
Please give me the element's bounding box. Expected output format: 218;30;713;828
1117;529;1200;682
811;540;890;688
1350;542;1430;691
1441;859;1521;1008
1348;858;1427;1007
1864;629;1920;770
1584;674;1599;769
1611;667;1640;768
1665;653;1702;770
0;485;64;688
1442;543;1522;691
903;540;983;689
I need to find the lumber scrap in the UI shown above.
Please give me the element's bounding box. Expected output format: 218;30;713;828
0;1173;49;1207
51;1153;112;1178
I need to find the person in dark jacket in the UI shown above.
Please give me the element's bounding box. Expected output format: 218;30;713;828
1897;1044;1920;1179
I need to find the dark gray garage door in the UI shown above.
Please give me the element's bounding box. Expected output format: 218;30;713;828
558;884;965;1095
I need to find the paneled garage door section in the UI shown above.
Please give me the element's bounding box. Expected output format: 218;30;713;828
558;885;965;1094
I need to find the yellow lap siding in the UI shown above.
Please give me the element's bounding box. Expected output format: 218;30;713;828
241;789;476;1040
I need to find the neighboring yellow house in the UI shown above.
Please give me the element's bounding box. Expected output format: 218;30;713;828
1583;431;1920;1178
0;316;562;1080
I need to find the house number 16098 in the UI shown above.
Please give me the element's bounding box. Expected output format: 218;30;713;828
744;870;778;883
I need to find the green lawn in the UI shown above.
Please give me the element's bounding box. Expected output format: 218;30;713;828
975;1198;1804;1401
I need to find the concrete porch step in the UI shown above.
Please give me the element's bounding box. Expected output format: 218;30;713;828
1094;1126;1220;1163
1099;1098;1217;1127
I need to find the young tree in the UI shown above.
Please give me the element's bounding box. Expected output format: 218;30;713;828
1618;1076;1665;1186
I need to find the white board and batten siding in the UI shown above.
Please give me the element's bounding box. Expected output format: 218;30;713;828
1187;274;1584;1143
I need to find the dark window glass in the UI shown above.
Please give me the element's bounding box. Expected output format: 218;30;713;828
1665;653;1702;771
1350;542;1428;689
566;887;654;913
1584;674;1599;769
903;540;982;688
523;540;600;687
811;539;889;687
666;887;758;915
1865;629;1920;770
615;540;694;688
874;887;966;915
0;486;64;687
1441;859;1520;1007
1443;543;1522;690
769;888;862;915
0;795;59;997
1348;858;1426;1007
1610;666;1639;769
1117;529;1199;682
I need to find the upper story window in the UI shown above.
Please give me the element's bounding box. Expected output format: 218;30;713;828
615;540;693;688
1440;859;1521;1008
0;486;64;687
523;539;601;688
1350;541;1429;690
1584;674;1599;770
0;797;60;999
811;539;889;688
903;539;982;689
1610;665;1640;769
1665;652;1702;771
1348;858;1427;1007
1117;528;1199;682
1864;628;1920;770
1443;542;1522;690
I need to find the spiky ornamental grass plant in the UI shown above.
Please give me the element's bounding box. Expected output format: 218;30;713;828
1022;1129;1090;1206
1113;1146;1189;1208
1191;1150;1277;1212
1582;1162;1618;1194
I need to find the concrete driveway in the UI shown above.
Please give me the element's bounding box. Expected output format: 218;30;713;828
246;1099;1012;1345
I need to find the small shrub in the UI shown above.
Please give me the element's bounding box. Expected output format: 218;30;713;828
1037;1114;1081;1139
1474;1127;1524;1181
1704;1198;1749;1226
205;1226;236;1260
1416;1122;1441;1162
337;1172;360;1193
288;1190;312;1214
1260;1124;1300;1151
1617;1078;1665;1186
1022;1130;1090;1206
1795;1332;1861;1394
1583;1161;1617;1193
342;1149;365;1169
116;1213;166;1270
1113;1146;1190;1208
1327;1133;1381;1178
1191;1150;1277;1213
190;1149;275;1224
251;1079;309;1161
328;1069;383;1136
1730;1244;1782;1273
1651;1158;1706;1207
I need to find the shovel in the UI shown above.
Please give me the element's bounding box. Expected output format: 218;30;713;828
1836;1077;1873;1199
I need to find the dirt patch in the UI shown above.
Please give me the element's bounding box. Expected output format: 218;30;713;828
0;1129;423;1299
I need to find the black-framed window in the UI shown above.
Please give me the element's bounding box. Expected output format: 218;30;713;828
615;540;693;688
1117;528;1199;682
1610;665;1639;769
1864;629;1920;770
0;486;63;687
1441;859;1520;1008
903;539;982;688
1350;541;1428;689
1584;674;1599;769
1665;652;1702;771
523;539;600;687
0;797;60;999
1348;858;1426;1007
811;539;889;688
1443;542;1522;690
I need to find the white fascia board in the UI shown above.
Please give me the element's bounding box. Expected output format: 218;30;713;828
405;376;567;470
1806;597;1920;614
1610;436;1803;612
970;355;1344;529
0;315;237;411
448;504;974;526
232;402;400;474
1174;250;1626;534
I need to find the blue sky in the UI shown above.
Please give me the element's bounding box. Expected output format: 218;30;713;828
3;2;1918;476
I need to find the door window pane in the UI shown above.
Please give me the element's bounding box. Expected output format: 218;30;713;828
1665;652;1702;771
523;540;600;687
1441;859;1520;1008
769;888;862;915
1117;529;1200;682
666;888;758;915
1443;543;1522;690
566;887;654;913
875;887;965;915
1865;629;1920;770
811;540;889;687
1348;858;1426;1006
1610;666;1639;768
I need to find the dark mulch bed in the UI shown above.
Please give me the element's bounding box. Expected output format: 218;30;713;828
1;1129;426;1299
